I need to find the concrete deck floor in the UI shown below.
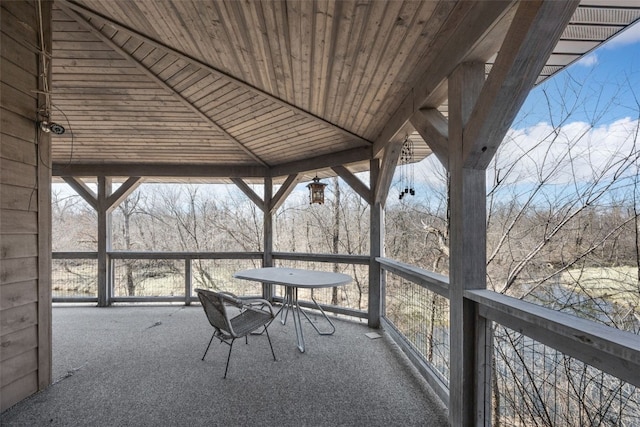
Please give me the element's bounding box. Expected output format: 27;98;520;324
2;305;448;426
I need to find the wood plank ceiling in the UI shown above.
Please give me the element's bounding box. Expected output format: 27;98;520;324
49;0;640;180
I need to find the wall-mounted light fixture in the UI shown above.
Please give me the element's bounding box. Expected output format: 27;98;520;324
40;121;65;135
307;175;327;204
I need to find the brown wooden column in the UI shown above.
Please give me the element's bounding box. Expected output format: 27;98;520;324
448;62;489;426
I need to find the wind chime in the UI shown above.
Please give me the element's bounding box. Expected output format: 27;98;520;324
399;136;415;200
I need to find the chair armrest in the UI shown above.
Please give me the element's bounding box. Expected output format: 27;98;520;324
217;291;244;308
240;298;275;317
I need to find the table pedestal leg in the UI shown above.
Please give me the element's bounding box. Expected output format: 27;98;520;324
278;286;337;352
300;296;336;336
279;286;305;352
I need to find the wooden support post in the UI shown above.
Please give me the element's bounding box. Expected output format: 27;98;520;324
368;159;383;328
36;0;53;390
263;177;274;299
448;62;489;426
97;177;112;307
185;258;192;305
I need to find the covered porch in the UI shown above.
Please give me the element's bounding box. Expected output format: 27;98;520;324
2;1;640;425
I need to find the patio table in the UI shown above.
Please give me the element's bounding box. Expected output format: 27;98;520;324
233;267;352;353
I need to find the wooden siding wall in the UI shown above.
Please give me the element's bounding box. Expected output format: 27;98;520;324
1;0;52;412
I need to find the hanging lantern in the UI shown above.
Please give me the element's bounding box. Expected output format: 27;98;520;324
307;175;327;204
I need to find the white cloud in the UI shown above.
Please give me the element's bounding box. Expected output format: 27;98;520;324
576;53;598;67
410;118;640;190
492;118;639;185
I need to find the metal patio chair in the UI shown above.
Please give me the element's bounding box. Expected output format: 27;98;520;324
195;288;277;378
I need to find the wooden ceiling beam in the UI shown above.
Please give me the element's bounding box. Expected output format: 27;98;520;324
463;0;580;169
372;1;514;158
59;0;372;148
270;146;372;178
53;163;268;178
57;3;268;167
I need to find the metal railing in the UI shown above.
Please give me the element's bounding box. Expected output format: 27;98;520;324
377;257;640;424
52;251;369;319
52;251;640;423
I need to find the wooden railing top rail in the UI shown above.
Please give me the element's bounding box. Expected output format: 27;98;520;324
274;251;370;265
377;257;449;297
108;251;263;260
466;289;640;388
53;251;98;259
53;251;370;264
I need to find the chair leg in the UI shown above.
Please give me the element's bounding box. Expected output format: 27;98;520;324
264;327;277;361
202;333;216;361
224;339;235;379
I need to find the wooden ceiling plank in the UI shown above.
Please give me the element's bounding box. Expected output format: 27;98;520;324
269;0;296;103
310;0;335;117
56;0;371;147
372;1;514;158
463;0;580;170
331;165;371;204
241;1;277;96
219;1;264;90
58;3;269;168
410;108;449;169
350;0;430;136
231;178;266;212
331;1;382;128
354;1;453;139
298;0;314;111
322;0;359;122
343;1;403;133
183;76;229;103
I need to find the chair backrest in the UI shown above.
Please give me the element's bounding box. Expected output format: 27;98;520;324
196;289;230;335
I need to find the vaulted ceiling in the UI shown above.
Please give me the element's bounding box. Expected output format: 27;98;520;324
50;0;640;181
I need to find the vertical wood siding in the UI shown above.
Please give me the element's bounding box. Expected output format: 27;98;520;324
1;0;52;412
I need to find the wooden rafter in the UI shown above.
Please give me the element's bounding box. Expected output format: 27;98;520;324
58;3;268;167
